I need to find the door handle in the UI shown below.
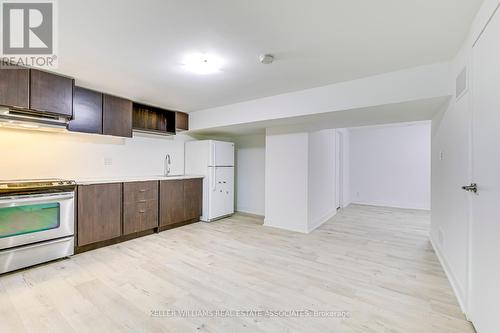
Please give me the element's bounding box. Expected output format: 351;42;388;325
212;168;216;192
461;183;478;193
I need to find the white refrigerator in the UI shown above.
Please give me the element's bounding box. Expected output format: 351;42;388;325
185;140;235;222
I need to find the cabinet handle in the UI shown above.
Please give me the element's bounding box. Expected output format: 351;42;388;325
139;189;147;192
139;210;146;213
138;199;146;203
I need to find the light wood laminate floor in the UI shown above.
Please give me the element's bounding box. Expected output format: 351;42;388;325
0;205;474;333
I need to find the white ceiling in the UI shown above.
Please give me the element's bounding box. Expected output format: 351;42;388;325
58;0;482;112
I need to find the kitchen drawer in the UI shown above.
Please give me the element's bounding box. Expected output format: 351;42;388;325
123;181;158;203
123;199;158;235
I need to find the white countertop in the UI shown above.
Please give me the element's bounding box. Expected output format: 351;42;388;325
76;175;204;185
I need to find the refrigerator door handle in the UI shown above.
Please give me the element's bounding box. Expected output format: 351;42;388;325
212;167;216;191
212;142;217;166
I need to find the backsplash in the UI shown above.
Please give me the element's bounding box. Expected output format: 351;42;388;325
0;127;193;180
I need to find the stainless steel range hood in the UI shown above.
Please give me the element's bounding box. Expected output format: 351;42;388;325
0;107;69;130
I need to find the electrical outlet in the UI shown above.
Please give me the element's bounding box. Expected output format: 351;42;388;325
439;151;444;161
104;157;113;166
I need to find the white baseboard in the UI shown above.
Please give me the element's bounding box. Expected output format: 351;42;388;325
342;200;352;208
351;200;430;211
263;219;308;233
263;208;338;234
235;211;265;220
429;236;468;316
236;206;265;216
307;209;338;233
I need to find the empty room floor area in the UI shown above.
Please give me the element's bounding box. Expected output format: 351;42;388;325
0;205;473;333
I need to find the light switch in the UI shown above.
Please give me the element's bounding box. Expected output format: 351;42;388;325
104;157;113;166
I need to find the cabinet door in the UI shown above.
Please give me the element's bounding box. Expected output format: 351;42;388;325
0;66;29;108
103;94;133;137
159;180;185;226
68;86;103;134
77;184;122;246
184;178;202;221
123;181;158;234
30;69;73;117
175;112;189;131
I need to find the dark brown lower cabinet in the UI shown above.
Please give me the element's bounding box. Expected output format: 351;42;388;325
159;180;185;226
123;181;158;235
184;178;203;220
77;183;122;246
76;178;202;252
159;179;202;226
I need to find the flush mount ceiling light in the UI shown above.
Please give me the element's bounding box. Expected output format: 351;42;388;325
182;53;223;75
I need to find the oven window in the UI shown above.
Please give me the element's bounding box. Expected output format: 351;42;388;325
0;203;60;238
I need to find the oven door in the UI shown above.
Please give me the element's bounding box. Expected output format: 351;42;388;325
0;192;74;250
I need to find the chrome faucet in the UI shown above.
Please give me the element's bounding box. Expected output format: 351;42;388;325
165;154;171;176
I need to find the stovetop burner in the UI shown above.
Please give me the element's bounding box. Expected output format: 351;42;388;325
0;179;76;196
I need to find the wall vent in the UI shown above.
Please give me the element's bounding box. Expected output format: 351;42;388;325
456;67;467;100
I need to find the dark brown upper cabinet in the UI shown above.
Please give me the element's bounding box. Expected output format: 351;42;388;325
103;94;133;138
132;103;176;135
0;66;29;109
30;69;74;117
68;86;103;134
175;112;189;132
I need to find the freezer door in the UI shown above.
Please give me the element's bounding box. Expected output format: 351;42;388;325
209;141;235;166
208;167;234;220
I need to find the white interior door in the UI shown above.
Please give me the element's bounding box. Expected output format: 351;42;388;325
469;10;500;332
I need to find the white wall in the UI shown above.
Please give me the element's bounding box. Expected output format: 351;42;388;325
265;130;309;233
338;128;351;207
265;127;343;233
350;122;431;210
430;0;500;317
0;127;190;180
234;134;265;216
308;129;337;231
